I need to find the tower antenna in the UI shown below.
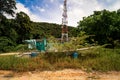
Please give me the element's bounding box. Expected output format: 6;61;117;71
61;0;68;42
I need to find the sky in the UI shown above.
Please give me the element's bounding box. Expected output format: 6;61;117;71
10;0;120;27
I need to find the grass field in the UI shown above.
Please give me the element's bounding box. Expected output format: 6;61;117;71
0;47;120;72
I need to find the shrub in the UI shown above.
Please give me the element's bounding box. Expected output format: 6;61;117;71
0;37;16;52
114;40;120;48
14;44;29;52
102;44;114;49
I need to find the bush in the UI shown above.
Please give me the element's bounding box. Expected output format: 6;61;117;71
102;44;114;49
0;37;16;52
114;40;120;48
14;44;29;52
47;36;89;52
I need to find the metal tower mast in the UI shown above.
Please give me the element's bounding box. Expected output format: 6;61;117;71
61;0;68;42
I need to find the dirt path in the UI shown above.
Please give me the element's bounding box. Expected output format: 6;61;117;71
0;52;19;56
0;69;120;80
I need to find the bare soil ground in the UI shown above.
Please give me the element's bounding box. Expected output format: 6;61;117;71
0;69;120;80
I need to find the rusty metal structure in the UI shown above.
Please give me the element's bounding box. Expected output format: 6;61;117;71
61;0;68;42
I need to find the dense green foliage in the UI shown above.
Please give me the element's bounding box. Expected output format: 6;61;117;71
0;12;77;52
78;9;120;45
0;0;16;16
0;47;120;72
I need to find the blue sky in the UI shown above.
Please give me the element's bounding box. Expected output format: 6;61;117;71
13;0;120;27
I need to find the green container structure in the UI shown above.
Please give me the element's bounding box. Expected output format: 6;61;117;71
25;38;47;52
36;38;47;52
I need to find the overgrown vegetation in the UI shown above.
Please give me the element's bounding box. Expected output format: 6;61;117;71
47;34;89;52
0;47;120;72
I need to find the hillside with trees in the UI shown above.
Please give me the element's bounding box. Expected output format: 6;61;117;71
0;11;77;52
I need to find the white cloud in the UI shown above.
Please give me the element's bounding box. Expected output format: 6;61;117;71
50;0;54;3
5;3;43;22
35;6;45;12
5;0;120;27
32;0;103;26
15;3;43;22
60;0;119;26
109;0;120;11
40;8;45;12
16;3;30;14
67;0;103;26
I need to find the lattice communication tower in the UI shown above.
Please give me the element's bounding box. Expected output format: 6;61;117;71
61;0;68;42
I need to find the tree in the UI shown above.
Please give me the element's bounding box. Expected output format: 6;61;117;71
78;9;120;45
15;12;32;43
0;37;15;52
0;0;16;16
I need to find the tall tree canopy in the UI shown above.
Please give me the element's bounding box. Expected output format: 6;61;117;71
15;12;32;43
0;0;16;16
